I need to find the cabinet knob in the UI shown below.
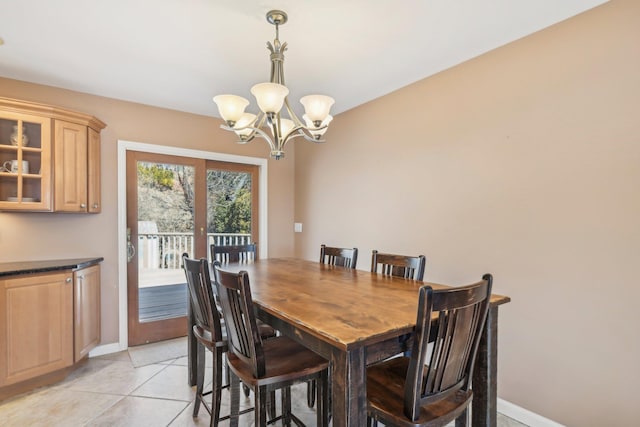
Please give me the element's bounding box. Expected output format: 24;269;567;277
92;203;99;209
80;203;87;208
66;277;72;283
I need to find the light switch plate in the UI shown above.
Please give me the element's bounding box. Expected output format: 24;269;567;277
294;223;303;233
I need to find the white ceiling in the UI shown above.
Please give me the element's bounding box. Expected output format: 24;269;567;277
0;0;608;118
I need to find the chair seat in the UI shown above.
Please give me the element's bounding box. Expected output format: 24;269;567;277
227;335;329;387
367;357;472;427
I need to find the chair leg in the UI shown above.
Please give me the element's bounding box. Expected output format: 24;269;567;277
255;385;268;427
307;380;316;408
229;371;241;427
455;407;469;427
282;386;292;427
316;370;329;427
267;390;276;420
193;342;205;417
210;348;224;427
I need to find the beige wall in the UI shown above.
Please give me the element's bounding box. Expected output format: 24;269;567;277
0;78;296;344
295;1;639;425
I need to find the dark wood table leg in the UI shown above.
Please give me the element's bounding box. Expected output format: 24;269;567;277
472;305;499;427
330;346;367;427
187;303;197;386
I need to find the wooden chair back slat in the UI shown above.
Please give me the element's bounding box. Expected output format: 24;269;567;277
211;243;257;264
320;244;358;269
371;250;426;281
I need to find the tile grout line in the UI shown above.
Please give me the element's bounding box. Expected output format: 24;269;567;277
81;360;179;426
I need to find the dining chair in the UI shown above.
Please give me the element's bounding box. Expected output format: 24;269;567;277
210;242;277;400
182;254;276;426
319;244;359;269
306;243;359;409
366;274;493;427
371;250;426;281
212;261;330;427
372;250;427;359
182;254;242;426
210;243;257;264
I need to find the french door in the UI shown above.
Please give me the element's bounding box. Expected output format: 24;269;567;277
126;150;259;346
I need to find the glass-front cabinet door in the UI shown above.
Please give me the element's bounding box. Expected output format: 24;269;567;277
0;112;52;211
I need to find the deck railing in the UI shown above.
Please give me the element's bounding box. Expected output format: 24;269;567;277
138;232;252;269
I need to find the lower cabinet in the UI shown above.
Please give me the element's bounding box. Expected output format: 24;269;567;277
0;264;100;394
0;271;74;387
74;264;101;361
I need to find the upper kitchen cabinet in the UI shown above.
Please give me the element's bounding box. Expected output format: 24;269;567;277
0;111;51;210
0;97;106;213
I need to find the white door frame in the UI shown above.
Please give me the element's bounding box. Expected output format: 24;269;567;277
114;140;268;352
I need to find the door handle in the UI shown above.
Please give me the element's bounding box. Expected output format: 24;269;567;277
127;227;136;262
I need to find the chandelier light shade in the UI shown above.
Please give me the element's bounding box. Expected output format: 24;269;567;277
212;95;250;125
250;83;289;115
300;95;335;125
213;10;335;159
304;114;333;139
233;113;257;141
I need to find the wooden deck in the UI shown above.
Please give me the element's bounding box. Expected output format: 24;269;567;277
139;283;188;322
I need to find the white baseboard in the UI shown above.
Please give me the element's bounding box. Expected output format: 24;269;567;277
498;398;565;427
88;342;127;358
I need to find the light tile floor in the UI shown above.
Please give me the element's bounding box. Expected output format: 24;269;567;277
0;344;528;426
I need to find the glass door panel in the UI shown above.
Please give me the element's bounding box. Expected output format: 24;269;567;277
137;161;194;322
206;161;259;260
0;114;50;210
127;151;204;346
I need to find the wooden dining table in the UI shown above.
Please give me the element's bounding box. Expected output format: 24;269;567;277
187;257;511;426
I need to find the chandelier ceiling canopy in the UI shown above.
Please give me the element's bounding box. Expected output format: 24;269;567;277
213;10;335;160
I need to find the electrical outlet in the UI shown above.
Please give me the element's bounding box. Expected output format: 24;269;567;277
294;223;303;233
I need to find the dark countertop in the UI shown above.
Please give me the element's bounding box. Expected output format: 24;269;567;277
0;257;104;277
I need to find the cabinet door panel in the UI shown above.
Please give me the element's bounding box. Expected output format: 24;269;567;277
87;128;101;213
0;272;73;386
74;265;101;361
0;112;52;211
54;120;87;212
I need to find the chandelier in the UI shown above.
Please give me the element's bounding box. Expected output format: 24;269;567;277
213;10;335;160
